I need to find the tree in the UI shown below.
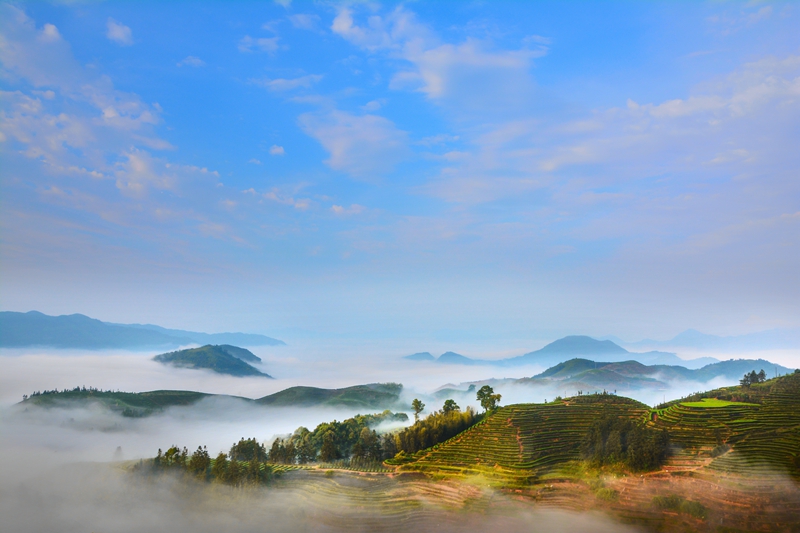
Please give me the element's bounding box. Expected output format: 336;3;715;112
442;399;460;414
412;398;425;422
188;446;210;478
211;452;228;480
476;385;501;412
757;369;766;383
319;431;339;462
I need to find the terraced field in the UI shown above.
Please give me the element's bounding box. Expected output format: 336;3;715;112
399;395;648;482
649;372;800;478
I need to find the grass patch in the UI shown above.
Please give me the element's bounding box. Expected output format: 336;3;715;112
680;399;759;408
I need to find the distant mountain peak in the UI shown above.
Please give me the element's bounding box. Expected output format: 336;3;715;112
530;335;628;356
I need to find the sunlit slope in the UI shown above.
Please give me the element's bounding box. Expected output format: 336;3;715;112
400;395;648;476
650;372;800;475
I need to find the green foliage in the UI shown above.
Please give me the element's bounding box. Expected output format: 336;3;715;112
476;385;501;412
230;438;267;462
581;415;670;471
595;487;619;501
740;369;767;387
268;410;408;464
412;398;425;422
442;399;460;414
652;495;707;520
390;407;481;456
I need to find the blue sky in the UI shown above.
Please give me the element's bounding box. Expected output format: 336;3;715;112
1;1;799;343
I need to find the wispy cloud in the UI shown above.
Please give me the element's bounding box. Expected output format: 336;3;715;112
106;18;133;46
177;56;205;67
298;110;409;178
238;35;280;53
251;74;322;91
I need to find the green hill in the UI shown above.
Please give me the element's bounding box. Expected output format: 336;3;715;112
22;389;215;417
398;372;800;484
397;394;648;483
255;383;403;408
515;357;793;392
153;345;272;377
20;383;405;415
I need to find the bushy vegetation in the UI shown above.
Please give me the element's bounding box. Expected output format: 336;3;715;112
652;494;707;519
740;369;767;387
391;404;482;455
268;410;408;464
581;415;671;471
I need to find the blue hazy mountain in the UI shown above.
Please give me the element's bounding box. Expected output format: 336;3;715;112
405;335;717;368
0;311;284;349
403;352;435;361
623;328;800;352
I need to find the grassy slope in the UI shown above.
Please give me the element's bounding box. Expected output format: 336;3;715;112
153;345;271;377
398;395;648;483
255;383;403;408
650;371;800;476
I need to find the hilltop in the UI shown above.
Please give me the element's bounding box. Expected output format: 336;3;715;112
153;345;273;378
256;383;403;408
0;310;284;349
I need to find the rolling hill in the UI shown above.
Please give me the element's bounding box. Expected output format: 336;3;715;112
255;383;403;408
153;345;272;378
0;310;284;349
398;371;800;482
20;382;405;415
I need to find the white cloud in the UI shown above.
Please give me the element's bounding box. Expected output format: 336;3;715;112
177;56;205;67
248;158;262;165
40;23;61;43
106;18;133;46
331;204;366;216
238;35;279;53
274;0;292;7
289;14;319;30
251;74;322;91
331;5;541;115
362;100;383;111
269;145;285;156
298;110;409;178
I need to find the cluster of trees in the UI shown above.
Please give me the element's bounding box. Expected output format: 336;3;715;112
392;402;481;455
580;415;671;471
149;443;271;485
740;369;767;387
267;410;407;465
23;385;109;400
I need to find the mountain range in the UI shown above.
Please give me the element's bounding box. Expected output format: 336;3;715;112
406;335;719;369
432;357;795;401
0;311;284;349
616;327;800;352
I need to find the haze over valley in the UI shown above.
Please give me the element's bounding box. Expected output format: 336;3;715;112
2;0;799;531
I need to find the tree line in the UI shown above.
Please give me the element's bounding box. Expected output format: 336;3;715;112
143;385;505;482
